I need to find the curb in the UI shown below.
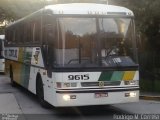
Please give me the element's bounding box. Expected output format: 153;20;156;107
140;95;160;101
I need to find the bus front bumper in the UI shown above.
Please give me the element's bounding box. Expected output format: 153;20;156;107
54;87;139;107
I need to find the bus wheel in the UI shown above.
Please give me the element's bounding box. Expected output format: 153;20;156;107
36;76;50;108
10;66;16;87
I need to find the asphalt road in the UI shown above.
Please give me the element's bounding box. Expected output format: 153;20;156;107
0;75;160;120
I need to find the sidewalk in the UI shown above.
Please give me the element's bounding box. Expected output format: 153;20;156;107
140;91;160;101
0;93;22;114
0;76;22;114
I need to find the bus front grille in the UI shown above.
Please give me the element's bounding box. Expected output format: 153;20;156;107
81;81;121;87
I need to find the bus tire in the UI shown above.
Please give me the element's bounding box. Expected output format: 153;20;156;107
10;66;16;87
36;75;50;108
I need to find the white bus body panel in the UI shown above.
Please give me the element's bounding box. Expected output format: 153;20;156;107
45;3;134;16
0;59;5;72
42;71;139;107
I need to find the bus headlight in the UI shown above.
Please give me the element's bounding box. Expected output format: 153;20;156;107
125;92;136;97
63;95;77;101
130;92;136;97
63;95;70;101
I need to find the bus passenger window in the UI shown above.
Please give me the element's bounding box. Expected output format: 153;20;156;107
25;23;32;43
34;23;39;43
43;14;56;44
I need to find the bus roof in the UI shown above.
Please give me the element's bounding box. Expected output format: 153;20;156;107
45;3;134;16
6;3;134;29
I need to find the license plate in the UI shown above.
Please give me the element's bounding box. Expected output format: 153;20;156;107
95;92;108;98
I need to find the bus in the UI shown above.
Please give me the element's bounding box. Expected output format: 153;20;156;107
5;3;139;107
0;35;5;73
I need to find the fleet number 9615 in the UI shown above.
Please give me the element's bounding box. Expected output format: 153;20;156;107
68;74;89;80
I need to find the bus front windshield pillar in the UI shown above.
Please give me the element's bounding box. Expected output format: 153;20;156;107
96;18;102;66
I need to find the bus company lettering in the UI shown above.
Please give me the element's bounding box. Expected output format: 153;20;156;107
8;49;18;58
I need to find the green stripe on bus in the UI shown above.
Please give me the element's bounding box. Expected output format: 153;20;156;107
23;65;30;88
110;71;124;81
20;48;32;89
98;71;113;81
98;71;124;81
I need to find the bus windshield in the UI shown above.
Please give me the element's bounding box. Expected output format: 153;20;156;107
53;17;137;68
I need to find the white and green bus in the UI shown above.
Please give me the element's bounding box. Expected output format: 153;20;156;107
5;3;139;107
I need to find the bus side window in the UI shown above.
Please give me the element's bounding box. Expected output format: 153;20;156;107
43;14;56;43
11;29;15;44
5;29;9;45
23;23;27;43
30;22;35;43
27;23;32;43
15;28;20;43
19;24;24;44
34;20;41;43
23;22;31;44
